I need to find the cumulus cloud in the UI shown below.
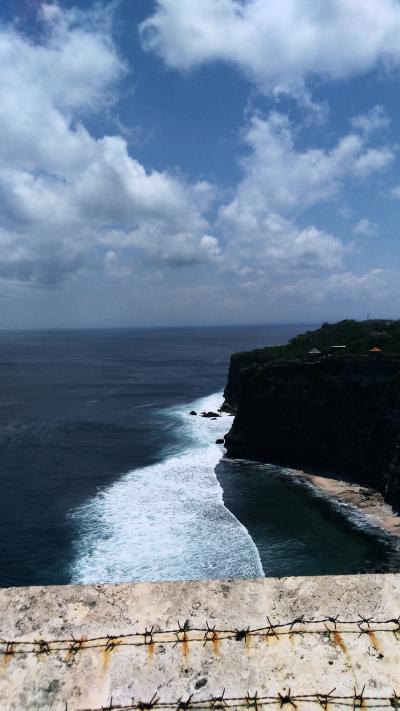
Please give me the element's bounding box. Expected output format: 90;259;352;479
101;225;220;267
353;219;379;237
351;105;391;135
226;112;393;213
140;0;400;95
0;4;219;287
1;0;398;327
40;3;63;22
218;111;393;274
352;147;395;177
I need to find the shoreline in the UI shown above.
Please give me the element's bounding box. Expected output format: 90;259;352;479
293;469;400;540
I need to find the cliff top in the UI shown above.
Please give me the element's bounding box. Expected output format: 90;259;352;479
231;319;400;367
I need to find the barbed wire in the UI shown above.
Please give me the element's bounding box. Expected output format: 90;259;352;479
1;615;400;658
65;688;400;711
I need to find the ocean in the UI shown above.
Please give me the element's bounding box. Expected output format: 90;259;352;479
0;325;398;588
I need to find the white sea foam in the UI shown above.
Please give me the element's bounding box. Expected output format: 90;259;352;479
70;392;264;584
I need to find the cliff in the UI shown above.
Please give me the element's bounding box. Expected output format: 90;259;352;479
223;320;400;506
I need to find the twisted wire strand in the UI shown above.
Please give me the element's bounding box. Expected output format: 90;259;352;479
1;615;400;657
63;689;400;711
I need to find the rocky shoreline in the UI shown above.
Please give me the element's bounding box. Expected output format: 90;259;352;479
293;469;400;540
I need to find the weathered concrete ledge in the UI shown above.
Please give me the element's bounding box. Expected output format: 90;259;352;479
1;574;400;710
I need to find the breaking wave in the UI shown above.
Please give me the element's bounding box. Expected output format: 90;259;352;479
70;392;264;583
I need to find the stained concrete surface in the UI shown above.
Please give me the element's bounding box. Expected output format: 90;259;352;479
0;574;399;710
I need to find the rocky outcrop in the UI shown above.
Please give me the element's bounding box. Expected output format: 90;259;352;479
224;354;400;506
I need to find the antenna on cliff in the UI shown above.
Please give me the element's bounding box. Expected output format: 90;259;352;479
366;312;371;320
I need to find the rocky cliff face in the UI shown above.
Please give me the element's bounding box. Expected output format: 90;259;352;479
224;355;400;506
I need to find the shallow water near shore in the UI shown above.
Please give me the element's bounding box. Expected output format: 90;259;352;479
216;460;400;577
0;324;399;587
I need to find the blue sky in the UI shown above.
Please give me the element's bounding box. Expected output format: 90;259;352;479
1;0;400;327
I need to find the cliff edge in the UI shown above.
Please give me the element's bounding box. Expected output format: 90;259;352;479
223;320;400;506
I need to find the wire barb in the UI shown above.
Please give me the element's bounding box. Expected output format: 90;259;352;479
235;628;250;642
177;695;193;710
4;641;14;656
203;622;218;647
138;693;159;710
69;636;84;656
246;691;259;710
278;689;296;708
353;686;366;710
391;691;400;708
290;617;304;630
265;617;279;640
105;636;121;653
210;689;227;710
144;626;155;646
35;640;51;655
316;688;336;709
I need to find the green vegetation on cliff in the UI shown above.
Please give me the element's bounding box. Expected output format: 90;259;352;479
224;319;400;407
232;319;400;367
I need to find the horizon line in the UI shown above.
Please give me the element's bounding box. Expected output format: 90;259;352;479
0;321;322;333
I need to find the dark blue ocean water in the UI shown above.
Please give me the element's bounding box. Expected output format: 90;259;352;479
0;325;398;588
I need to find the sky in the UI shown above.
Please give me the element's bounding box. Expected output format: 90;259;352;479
2;1;400;328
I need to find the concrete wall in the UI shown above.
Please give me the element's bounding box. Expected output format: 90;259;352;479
1;574;400;710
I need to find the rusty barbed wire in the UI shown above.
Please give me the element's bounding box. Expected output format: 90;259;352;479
1;614;400;658
62;688;400;711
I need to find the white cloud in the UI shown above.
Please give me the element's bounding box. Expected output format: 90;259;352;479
279;269;400;304
351;105;391;134
40;3;63;22
353;218;378;237
140;0;400;95
0;5;219;286
218;111;392;274
101;224;220;267
221;210;345;274
224;112;393;215
352;147;395;177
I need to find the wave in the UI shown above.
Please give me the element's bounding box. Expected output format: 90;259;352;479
70;392;264;584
